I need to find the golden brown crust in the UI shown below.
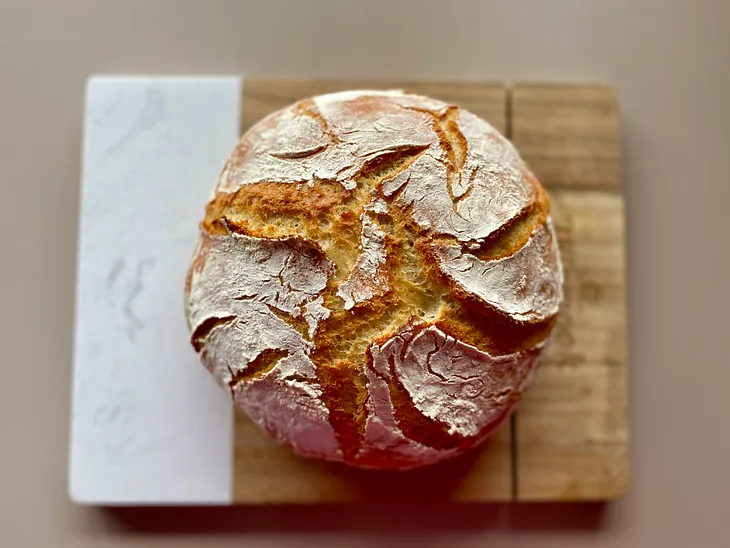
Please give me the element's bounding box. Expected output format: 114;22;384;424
185;90;563;469
205;181;349;228
434;299;558;356
316;360;368;459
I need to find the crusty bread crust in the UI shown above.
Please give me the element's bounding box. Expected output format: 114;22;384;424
185;90;563;469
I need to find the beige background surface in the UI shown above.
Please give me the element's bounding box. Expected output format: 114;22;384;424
1;0;728;546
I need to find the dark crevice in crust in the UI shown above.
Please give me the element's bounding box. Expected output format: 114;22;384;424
228;348;289;393
465;173;550;262
269;144;328;160
435;297;557;356
358;145;430;183
316;359;368;460
190;315;236;352
365;338;469;452
283;373;316;384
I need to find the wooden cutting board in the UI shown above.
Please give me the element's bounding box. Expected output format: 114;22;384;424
231;78;629;502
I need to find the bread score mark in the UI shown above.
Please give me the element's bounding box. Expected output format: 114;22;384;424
431;220;563;324
227;348;290;394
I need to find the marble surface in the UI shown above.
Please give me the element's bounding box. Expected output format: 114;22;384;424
69;77;241;504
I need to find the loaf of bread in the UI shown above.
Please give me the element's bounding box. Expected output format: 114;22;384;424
185;90;563;470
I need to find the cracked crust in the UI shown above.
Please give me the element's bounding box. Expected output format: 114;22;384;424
185;89;563;469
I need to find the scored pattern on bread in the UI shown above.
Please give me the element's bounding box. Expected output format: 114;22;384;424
185;90;563;469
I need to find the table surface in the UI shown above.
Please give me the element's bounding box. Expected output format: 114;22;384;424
1;1;728;547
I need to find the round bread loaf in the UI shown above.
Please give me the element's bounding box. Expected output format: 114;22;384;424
185;90;563;470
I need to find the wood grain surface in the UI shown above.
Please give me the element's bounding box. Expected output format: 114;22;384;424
232;78;628;502
511;84;628;500
511;84;623;190
516;188;628;500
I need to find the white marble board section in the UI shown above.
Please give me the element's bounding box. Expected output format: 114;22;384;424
69;77;241;504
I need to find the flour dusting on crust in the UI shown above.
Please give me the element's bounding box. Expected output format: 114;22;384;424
387;324;544;437
186;89;563;469
336;212;390;310
431;218;563;323
187;231;341;457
